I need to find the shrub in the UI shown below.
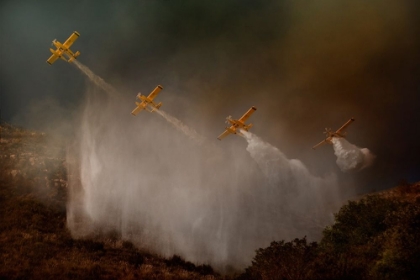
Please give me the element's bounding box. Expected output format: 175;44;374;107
316;195;402;279
242;237;318;280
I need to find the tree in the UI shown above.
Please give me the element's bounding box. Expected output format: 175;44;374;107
242;237;318;280
370;200;420;279
241;190;420;280
317;195;401;279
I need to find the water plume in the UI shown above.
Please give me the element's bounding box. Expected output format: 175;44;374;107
155;109;207;146
67;86;344;271
72;60;119;97
331;138;375;172
241;130;340;229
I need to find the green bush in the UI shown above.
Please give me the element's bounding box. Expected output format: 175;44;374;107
241;192;420;280
241;237;318;280
316;195;402;279
370;201;420;279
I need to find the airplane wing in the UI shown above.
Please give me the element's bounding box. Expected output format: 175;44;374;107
238;106;257;124
62;31;80;49
217;129;232;140
312;139;327;150
336;118;355;134
131;103;145;116
46;53;59;65
147;85;163;101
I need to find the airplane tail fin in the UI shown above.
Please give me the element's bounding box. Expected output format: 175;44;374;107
150;102;162;112
68;52;80;63
244;123;253;131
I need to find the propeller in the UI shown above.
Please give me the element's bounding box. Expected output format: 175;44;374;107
323;128;332;136
225;116;232;125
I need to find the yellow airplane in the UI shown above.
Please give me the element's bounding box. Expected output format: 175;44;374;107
312;118;355;149
46;31;81;65
131;85;163;115
217;106;257;140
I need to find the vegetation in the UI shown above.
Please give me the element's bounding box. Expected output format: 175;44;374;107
241;237;318;280
2;122;420;279
240;183;420;280
0;123;221;279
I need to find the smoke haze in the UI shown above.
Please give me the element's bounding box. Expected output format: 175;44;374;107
2;0;418;190
67;86;341;270
2;0;420;271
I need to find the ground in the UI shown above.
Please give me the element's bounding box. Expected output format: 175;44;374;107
0;123;223;280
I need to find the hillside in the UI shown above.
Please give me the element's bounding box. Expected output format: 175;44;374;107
2;122;419;279
0;123;222;279
239;181;420;280
374;180;420;202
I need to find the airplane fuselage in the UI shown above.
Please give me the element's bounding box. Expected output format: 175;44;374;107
136;94;162;112
50;40;80;62
227;119;241;127
312;118;354;149
328;132;344;138
139;95;153;104
217;106;256;140
226;118;253;134
324;132;345;144
131;85;163;115
51;41;66;54
47;31;81;65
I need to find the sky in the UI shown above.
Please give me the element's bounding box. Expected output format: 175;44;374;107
1;0;419;192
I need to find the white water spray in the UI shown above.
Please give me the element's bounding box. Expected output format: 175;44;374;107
72;60;119;96
67;82;345;271
331;138;375;172
73;60;211;149
242;130;340;229
155;109;207;146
